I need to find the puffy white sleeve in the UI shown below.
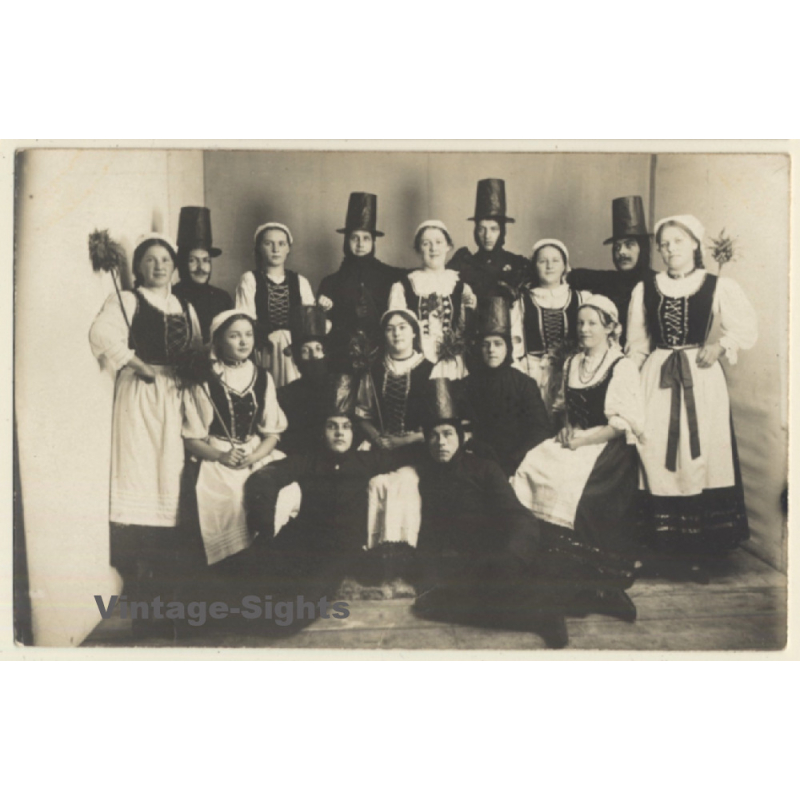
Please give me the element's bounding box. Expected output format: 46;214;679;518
604;357;645;444
716;276;758;365
257;372;289;437
388;280;408;311
297;274;316;306
235;272;257;317
181;384;215;440
624;281;651;369
88;290;138;371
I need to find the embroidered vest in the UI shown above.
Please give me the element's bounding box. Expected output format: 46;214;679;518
253;269;303;338
128;290;193;365
642;271;716;348
400;273;466;332
207;366;269;443
522;288;580;354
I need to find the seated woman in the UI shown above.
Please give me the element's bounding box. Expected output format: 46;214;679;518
356;308;433;551
511;294;644;620
459;296;553;477
513;238;588;416
182;310;289;566
388;220;477;379
235;222;316;388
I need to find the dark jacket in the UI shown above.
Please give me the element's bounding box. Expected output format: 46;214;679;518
459;366;554;476
276;376;330;456
173;281;233;343
449;246;528;304
318;256;406;374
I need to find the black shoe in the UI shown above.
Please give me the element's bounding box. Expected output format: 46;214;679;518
531;613;569;649
575;589;637;622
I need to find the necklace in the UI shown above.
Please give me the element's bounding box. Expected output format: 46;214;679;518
578;348;610;385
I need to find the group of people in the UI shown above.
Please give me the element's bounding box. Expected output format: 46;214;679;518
88;179;758;648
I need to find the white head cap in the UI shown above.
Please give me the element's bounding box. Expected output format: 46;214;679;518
133;232;178;254
413;219;451;240
531;238;571;271
254;222;293;246
579;292;620;325
208;309;257;343
654;214;705;246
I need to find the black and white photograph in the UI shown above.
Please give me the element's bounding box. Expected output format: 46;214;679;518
11;144;791;652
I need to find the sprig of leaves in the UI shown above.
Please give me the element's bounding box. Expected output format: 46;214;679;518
709;228;737;269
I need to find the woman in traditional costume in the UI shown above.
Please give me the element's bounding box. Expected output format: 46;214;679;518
627;214;757;574
235;222;316;388
89;233;201;634
356;309;433;551
388;220;477;379
182;310;288;566
512;294;644;620
514;238;588;415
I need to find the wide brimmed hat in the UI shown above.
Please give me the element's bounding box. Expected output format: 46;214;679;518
468;178;515;223
337;192;384;237
531;238;571;271
603;196;651;245
177;206;222;257
477;296;511;338
654;214;705;246
322;373;357;418
254;222;293;246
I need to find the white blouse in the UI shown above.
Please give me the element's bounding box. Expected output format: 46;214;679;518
89;287;201;371
182;359;288;441
235;270;316;318
556;347;645;444
626;271;758;368
388;268;477;310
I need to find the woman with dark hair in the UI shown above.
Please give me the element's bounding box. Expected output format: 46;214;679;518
627;214;757;572
235;222;316;388
448;178;529;304
356;308;433;550
512;294;644;620
89;233;201;634
460;297;553;476
317;192;404;374
513;238;588;416
182;310;288;566
172;206;233;343
388;220;477;378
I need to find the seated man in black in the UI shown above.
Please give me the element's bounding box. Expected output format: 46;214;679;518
412;378;569;648
276;305;331;456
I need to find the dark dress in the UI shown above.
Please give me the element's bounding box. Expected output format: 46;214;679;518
318;255;405;374
276;375;330;456
173;281;233;343
449;246;528;304
459;364;554;476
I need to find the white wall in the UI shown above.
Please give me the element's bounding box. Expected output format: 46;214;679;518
653;154;789;570
15;149;204;647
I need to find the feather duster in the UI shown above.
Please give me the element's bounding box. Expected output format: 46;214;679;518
89;229;135;345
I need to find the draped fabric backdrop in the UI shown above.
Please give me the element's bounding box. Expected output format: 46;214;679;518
14;148;789;646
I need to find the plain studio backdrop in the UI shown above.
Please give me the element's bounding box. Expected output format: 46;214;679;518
14;147;789;647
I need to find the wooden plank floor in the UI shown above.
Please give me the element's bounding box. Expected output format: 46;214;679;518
82;549;787;652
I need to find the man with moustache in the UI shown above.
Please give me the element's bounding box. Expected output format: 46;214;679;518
172;207;233;342
567;196;651;345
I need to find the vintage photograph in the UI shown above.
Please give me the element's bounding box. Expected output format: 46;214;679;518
12;145;790;651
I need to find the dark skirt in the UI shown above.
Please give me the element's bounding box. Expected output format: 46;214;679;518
637;416;750;556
